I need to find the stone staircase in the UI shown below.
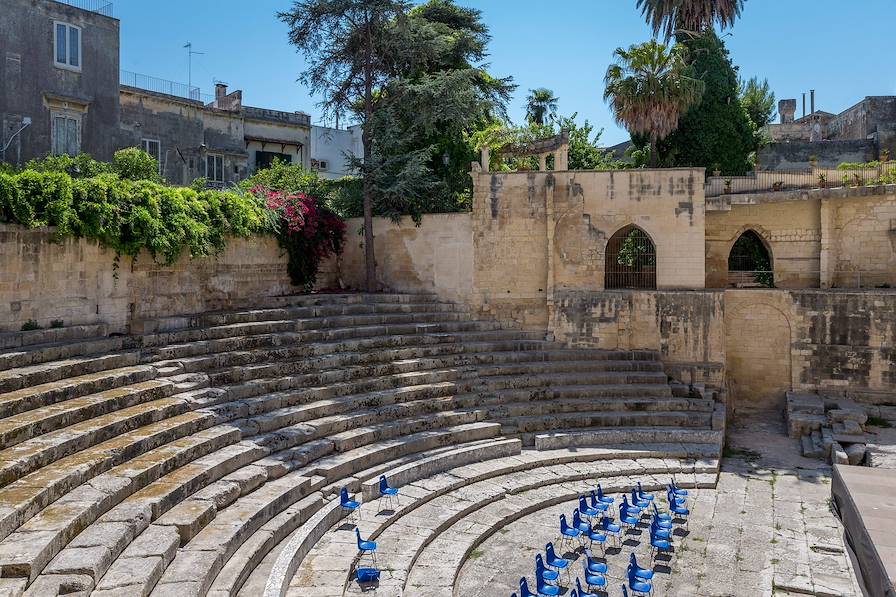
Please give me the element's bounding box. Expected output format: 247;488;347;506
0;293;723;596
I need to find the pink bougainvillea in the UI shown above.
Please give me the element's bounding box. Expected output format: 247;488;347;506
250;185;346;288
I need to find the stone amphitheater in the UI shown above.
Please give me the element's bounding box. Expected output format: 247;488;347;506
0;292;724;596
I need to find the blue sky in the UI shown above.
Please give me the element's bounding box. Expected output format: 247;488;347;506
117;0;896;146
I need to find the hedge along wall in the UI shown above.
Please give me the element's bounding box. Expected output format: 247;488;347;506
0;224;291;333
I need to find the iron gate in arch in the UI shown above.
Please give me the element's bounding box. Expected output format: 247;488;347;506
604;225;657;289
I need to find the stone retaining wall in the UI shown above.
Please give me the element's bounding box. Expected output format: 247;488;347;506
0;224;291;333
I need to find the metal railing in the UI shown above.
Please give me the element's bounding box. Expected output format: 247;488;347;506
120;70;211;103
706;163;896;197
53;0;113;16
724;270;895;290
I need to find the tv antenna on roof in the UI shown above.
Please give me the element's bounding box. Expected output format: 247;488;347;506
184;42;204;95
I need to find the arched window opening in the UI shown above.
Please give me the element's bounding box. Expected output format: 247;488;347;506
605;225;657;289
728;230;774;287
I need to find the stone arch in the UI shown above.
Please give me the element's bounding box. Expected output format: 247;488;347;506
725;299;793;413
604;224;657;289
727;229;774;287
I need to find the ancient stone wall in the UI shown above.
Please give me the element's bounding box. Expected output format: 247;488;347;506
551;290;725;388
706;185;896;290
320;214;473;303
0;224;291;333
469;169;705;328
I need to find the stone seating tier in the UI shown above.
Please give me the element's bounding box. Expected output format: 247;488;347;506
0;293;722;596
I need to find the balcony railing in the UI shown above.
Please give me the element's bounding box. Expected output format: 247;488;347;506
706;162;896;197
53;0;113;17
120;70;214;103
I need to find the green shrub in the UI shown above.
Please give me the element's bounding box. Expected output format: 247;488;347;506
4;168;271;266
112;147;161;181
50;319;64;328
10;170;74;234
21;320;41;331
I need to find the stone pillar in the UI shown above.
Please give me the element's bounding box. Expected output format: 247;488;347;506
538;154;547;171
554;145;569;171
544;175;556;337
480;146;490;173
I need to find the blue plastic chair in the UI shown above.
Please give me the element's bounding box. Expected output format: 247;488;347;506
579;495;599;519
583;547;608;574
559;514;582;553
650;518;672;540
341;487;360;522
670;478;689;496
652;512;673;530
355;528;377;565
667;490;690;528
574;511;608;552
627;567;653;596
595;484;615;507
519;577;538;597
587;490;610;516
618;502;640;531
599;515;622;546
378;475;399;510
631;487;650;509
535;573;561;596
544;542;570;582
576;577;601;597
636;481;655;502
621;495;643;517
629;552;654;581
649;529;672;562
666;486;687;506
652;502;672;523
535;554;559;584
581;558;606;591
355;567;380;583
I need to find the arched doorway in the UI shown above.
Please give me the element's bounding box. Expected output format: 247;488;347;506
605;225;656;289
728;230;773;287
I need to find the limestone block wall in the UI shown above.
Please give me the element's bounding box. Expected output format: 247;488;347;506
725;290;896;411
470;169;705;329
705;197;822;288
551;290;725;388
706;185;896;290
0;224;291;333
321;214;473;303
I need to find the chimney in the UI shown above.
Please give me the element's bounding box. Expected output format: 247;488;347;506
779;99;796;124
215;83;228;101
802;93;806;118
810;90;815;114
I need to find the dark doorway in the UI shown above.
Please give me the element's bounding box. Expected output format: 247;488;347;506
728;230;773;287
604;225;657;289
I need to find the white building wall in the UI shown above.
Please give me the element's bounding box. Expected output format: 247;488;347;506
311;124;362;179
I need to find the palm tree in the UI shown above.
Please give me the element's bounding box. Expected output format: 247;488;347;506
637;0;744;40
603;40;704;167
525;88;559;126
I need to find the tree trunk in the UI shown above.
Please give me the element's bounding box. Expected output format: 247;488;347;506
362;19;376;294
649;134;658;168
362;154;375;292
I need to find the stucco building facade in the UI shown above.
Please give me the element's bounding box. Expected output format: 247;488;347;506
0;0;312;186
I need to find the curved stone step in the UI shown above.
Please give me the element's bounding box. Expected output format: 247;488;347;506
0;424;240;582
0;336;126;374
484;396;714;419
0;349;144;396
534;427;725;450
498;410;714;434
478;369;669;391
